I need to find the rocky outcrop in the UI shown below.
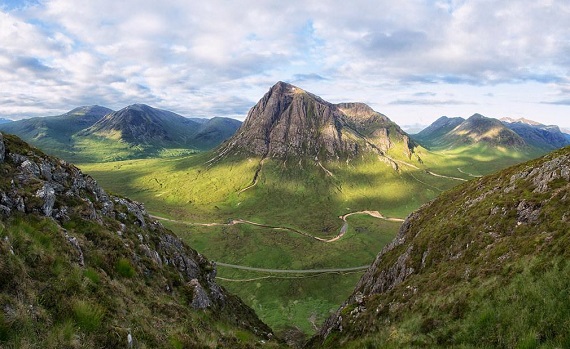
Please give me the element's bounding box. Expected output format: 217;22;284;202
214;82;415;162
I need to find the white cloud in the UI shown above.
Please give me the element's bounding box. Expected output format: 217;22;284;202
0;0;569;127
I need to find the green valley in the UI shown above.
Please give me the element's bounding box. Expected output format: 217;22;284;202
76;115;541;336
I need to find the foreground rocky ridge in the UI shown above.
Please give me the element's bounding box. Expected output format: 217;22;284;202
310;146;570;348
0;132;276;348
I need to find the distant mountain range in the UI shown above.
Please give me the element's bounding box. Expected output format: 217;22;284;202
0;117;12;124
0;104;241;162
414;114;570;151
500;117;570;150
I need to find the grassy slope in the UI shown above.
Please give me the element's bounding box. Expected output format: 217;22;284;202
313;146;570;348
76;141;541;335
0;134;280;348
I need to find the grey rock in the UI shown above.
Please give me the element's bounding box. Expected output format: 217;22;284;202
64;231;84;267
20;160;41;177
36;183;56;217
39;161;53;181
189;279;212;309
0;205;10;216
8;153;27;165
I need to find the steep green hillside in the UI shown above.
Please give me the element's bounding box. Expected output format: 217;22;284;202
310;146;570;348
0;133;280;348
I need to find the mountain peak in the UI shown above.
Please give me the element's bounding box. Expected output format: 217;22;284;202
214;82;414;162
65;105;113;118
467;113;486;120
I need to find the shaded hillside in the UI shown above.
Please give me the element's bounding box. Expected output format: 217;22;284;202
443;113;526;147
215;82;416;163
193;117;243;148
310;146;570;348
0;105;112;147
413;116;464;146
0;132;278;348
501;118;570;151
1;105;241;163
414;113;526;150
79;104;199;146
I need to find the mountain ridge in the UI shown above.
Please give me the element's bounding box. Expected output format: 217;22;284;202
415;114;570;152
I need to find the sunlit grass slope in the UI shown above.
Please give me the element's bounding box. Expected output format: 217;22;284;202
77;143;540;335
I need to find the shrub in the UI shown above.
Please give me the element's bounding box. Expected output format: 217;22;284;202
115;258;135;278
72;299;105;332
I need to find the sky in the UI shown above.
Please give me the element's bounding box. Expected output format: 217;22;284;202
1;0;569;128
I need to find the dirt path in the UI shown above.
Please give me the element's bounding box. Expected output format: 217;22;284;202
457;167;482;178
152;209;404;243
216;269;365;282
215;262;370;273
388;157;468;182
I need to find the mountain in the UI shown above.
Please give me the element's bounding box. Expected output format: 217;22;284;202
442;113;526;147
414;113;526;149
501;117;570;151
193;117;243;149
0;104;241;162
215;81;416;162
500;116;543;126
413;116;464;144
310;145;570;348
0;132;278;347
0;105;112;142
79;104;201;146
0;118;12;125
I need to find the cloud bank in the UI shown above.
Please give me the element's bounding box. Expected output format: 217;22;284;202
1;0;569;126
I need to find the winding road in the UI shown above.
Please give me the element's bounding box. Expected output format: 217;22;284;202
151;209;404;243
215;262;370;274
151;210;402;275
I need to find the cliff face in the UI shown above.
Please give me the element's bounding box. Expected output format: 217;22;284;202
0;133;275;348
310;146;570;348
216;82;414;161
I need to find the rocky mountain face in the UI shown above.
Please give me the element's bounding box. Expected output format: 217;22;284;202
309;146;570;348
501;118;570;151
215;82;415;162
0;132;276;348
